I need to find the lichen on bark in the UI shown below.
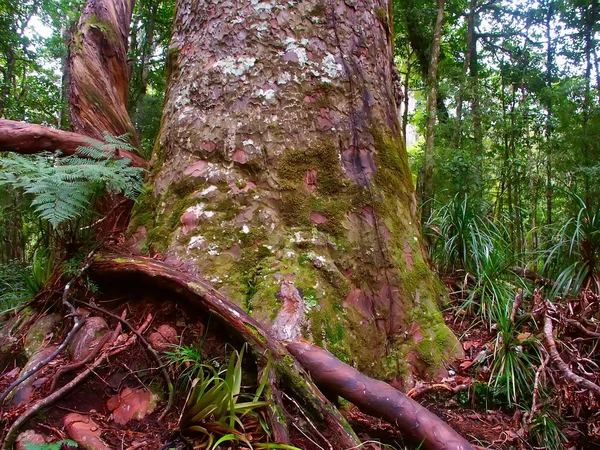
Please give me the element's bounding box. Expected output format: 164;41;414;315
132;0;461;383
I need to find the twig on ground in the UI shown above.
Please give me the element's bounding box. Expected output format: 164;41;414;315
566;319;600;338
0;252;97;403
1;313;124;449
74;300;174;421
49;327;113;393
543;301;600;395
407;383;470;399
283;391;332;450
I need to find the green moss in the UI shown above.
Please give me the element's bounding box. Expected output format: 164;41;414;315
245;323;267;344
309;2;326;17
165;46;180;79
375;6;388;24
84;14;119;45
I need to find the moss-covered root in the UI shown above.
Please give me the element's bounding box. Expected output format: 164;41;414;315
90;253;360;449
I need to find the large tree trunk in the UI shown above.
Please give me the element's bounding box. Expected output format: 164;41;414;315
132;0;462;382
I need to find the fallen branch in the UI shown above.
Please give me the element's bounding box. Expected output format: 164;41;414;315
0;118;147;168
407;382;470;399
1;314;124;449
74;301;174;421
543;302;600;395
566;319;600;338
287;341;475;450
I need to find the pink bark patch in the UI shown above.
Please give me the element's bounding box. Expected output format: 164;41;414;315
343;288;372;321
180;211;198;234
303;168;317;192
232;148;248;164
403;238;413;270
199;141;216;152
410;322;423;344
283;51;299;63
316;108;334;130
310;211;328;224
107;387;157;425
342;147;376;187
183;160;208;177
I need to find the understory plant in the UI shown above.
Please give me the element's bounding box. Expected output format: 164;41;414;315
542;194;600;297
178;344;299;450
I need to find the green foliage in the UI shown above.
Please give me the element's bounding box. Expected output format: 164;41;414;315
21;247;55;296
528;407;567;450
25;440;78;450
179;344;289;450
0;134;143;228
164;344;204;392
542;195;600;297
0;260;29;314
487;304;539;406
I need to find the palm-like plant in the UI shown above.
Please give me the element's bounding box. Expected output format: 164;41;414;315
179;345;299;450
542;195;600;297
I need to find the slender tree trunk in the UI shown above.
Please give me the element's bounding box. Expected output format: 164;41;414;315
68;0;140;146
134;0;462;381
420;0;446;223
453;0;476;148
401;50;413;148
582;0;596;206
545;0;553;226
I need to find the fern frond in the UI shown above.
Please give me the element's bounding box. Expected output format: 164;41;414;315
0;135;144;229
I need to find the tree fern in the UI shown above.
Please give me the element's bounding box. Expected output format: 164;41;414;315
0;134;144;228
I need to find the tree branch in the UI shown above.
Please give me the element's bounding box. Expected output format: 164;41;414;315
0;118;147;168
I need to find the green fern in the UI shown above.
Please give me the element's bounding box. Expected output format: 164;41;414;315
0;134;143;228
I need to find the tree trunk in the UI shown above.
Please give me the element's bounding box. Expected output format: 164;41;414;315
133;0;462;382
420;0;445;223
68;0;140;146
545;0;553;227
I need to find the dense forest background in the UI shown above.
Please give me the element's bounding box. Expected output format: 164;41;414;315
0;0;599;448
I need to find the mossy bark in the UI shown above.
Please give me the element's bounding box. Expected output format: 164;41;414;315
133;0;462;383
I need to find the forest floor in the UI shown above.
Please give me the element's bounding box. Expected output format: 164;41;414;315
1;277;599;450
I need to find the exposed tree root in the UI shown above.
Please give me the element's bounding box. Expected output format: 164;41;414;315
543;301;600;395
0;264;91;404
1;313;124;449
0;118;147;167
287;342;475;450
90;253;475;450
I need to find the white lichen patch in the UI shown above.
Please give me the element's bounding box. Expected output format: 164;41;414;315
200;185;218;197
215;56;256;77
321;54;343;78
284;38;308;66
207;243;220;256
254;88;276;100
242;224;250;234
277;72;291;85
186;203;215;220
188;235;205;250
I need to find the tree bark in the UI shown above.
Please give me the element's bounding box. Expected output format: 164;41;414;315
133;0;462;382
68;0;140;146
0;118;146;167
